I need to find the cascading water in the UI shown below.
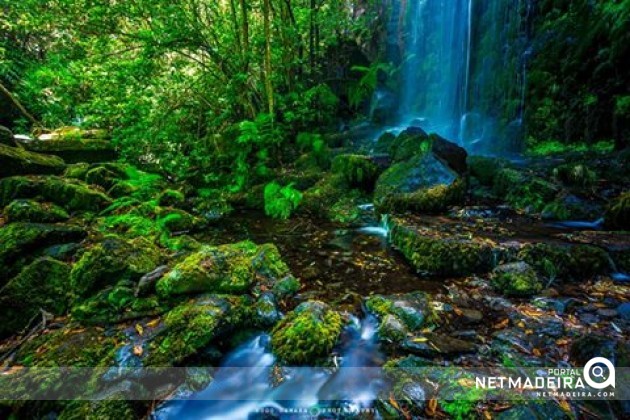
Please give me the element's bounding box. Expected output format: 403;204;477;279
386;0;533;153
152;315;384;419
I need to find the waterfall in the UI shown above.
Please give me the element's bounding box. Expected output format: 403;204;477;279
388;0;532;154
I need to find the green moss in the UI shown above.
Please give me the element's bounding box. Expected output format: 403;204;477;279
0;143;66;177
272;275;301;297
70;236;162;298
373;131;396;154
85;166;119;190
492;262;543;297
271;301;343;364
3;199;69;223
0;175;111;211
604;192;630;230
71;280;168;324
157;189;186;207
156;241;291;297
552;163;597;187
504;177;559;213
518;243;611;281
58;400;139;420
301;174;367;223
19;138;117;164
0;257;71;337
379;179;465;214
526;140;614;156
390;220;494;276
331;154;381;191
366;292;434;340
0;223;86;282
16;327;119;367
492;168;525;197
567;245;611;278
63;163;90;179
146;295;252;366
468;156;506;186
156;208;202;232
389;130;431;162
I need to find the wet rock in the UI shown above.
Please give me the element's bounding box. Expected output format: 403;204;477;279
491;262;543;297
459;308;483;324
0;222;86;282
146;295;252;366
597;308;618;319
255;292;282;326
271;301;343;364
0;143;66;177
331;154;381;191
366;292;433;335
518;242;611;280
3;199;69;223
17;136;117;164
617;302;630;320
553;162;597;187
0;175;111;211
374;152;464;214
389;126;430;162
135;265;170;297
492;328;534;355
156;241;295;297
378;314;409;343
70;236;162;298
373;131;396;154
0;125;15;146
604;192;630;230
0;257;71;337
430;133;468;175
402;333;476;357
389;218;494;276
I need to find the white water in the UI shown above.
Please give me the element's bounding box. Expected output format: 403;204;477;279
153;315;383;419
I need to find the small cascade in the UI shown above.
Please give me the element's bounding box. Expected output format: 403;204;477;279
153;315;384;419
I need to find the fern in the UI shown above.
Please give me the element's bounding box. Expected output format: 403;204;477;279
264;182;302;219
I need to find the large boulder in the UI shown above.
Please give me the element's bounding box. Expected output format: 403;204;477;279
0;143;65;177
389;217;495;276
156;241;296;297
331;154;381;191
0;125;15;146
0;222;86;283
16;128;117;164
70;236;162;298
146;295;253;366
271;301;343;364
3;199;69;223
0;175;111;211
429;133;468;175
0;257;71;337
374;153;464;214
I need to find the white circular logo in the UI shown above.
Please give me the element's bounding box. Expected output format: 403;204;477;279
584;357;616;389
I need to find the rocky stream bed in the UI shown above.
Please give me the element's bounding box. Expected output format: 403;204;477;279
0;124;629;419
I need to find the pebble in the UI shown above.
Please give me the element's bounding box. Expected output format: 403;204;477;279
617;302;630;321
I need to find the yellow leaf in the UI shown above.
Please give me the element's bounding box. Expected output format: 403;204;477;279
412;337;428;343
426;398;438;416
133;345;143;356
146;318;161;328
389;392;400;411
135;324;144;336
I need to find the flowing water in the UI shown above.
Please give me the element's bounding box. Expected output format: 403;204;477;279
386;0;533;153
153;315;385;419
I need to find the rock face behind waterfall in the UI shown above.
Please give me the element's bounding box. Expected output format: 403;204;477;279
374;127;467;214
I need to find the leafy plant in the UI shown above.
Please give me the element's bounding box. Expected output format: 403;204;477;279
264;182;302;220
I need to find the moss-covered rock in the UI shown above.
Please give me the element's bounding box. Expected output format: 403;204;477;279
0;143;66;177
374;153;463;214
3;199;69;223
366;292;434;343
58;400;139;420
518;243;611;280
492;168;525;197
70;236;162;298
389;218;494;276
85;166;119;190
373;131;396;154
156;207;203;232
505;177;559;213
604;192;630;230
553;163;597;187
146;295;252;366
492;262;543;297
0;175;111;211
331;154;381;191
271;301;343;364
468;156;506;186
18;138;117;164
71;279;169;324
156;241;294;297
16;327;119;367
301;174;368;223
0;222;86;282
0;257;71;337
389;127;431;162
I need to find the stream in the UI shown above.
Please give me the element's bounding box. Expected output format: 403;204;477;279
153;315;384;419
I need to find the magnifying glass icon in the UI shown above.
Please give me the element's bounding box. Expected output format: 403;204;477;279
592;366;605;378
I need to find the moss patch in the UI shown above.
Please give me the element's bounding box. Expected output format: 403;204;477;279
271;301;343;364
0;143;65;177
604;192;630;230
3;199;69;223
492;262;543;297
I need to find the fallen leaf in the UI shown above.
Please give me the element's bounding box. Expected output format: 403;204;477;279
135;324;144;336
389;392;400;411
494;319;509;329
133;345;143;356
426;398;438;416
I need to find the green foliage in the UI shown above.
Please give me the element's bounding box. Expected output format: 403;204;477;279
348;62;394;109
526;139;614;156
263;182;302;220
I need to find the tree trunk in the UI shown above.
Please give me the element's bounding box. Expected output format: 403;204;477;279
263;0;275;117
0;82;41;127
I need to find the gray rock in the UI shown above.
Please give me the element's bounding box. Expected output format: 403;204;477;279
135;265;169;297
